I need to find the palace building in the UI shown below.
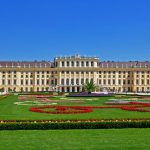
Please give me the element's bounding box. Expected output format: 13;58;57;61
0;54;150;93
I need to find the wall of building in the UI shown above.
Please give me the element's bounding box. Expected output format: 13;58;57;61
0;55;150;93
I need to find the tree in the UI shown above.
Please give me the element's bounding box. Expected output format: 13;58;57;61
83;80;97;94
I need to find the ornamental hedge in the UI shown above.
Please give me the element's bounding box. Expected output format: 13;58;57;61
0;120;150;130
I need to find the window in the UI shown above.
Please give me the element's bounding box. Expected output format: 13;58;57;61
67;61;69;67
86;61;89;66
81;61;84;67
47;80;49;85
37;80;39;85
14;80;17;85
66;79;69;85
113;80;115;85
118;80;121;84
71;61;74;67
55;79;57;85
51;80;54;85
76;79;79;85
62;61;64;67
141;79;144;85
123;80;125;85
2;80;5;85
91;61;94;66
76;61;79;67
128;80;130;84
81;78;84;84
61;79;64;85
42;80;44;85
71;79;74;85
103;80;106;85
26;80;28;85
99;80;101;84
8;80;11;85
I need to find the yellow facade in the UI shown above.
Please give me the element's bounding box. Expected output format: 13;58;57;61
0;55;150;93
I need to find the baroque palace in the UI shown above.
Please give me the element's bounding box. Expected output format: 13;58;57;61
0;54;150;93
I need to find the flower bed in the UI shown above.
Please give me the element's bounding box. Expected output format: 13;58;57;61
29;102;150;114
30;106;93;114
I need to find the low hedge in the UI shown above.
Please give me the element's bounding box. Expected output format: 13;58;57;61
0;121;150;130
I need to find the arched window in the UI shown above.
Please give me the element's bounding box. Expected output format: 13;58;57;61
91;61;94;66
76;61;79;67
62;61;64;67
71;79;74;85
71;61;74;67
81;61;84;67
81;78;84;84
66;78;69;85
67;61;69;67
86;61;89;67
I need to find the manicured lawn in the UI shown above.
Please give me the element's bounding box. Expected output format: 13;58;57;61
0;129;149;150
0;95;150;120
0;95;150;149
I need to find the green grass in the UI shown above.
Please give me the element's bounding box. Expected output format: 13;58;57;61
0;129;149;150
0;95;150;120
0;95;150;149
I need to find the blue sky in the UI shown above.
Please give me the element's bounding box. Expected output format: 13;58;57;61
0;0;150;61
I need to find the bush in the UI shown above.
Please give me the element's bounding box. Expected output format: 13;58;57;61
1;120;150;130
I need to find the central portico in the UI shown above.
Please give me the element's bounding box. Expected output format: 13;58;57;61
54;54;99;92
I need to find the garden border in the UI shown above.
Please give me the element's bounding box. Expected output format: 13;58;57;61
0;119;150;130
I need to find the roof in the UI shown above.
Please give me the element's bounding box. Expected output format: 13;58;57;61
99;61;150;68
0;61;54;68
